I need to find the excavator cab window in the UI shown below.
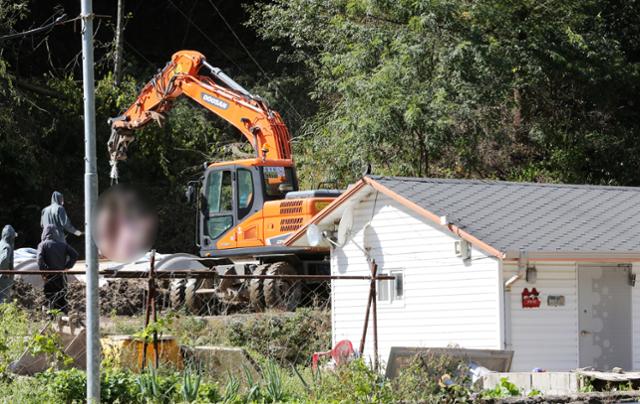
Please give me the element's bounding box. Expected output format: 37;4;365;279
237;168;254;219
262;166;297;200
204;170;234;240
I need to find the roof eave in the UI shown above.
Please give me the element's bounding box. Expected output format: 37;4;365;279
284;178;370;247
362;177;505;259
504;250;640;262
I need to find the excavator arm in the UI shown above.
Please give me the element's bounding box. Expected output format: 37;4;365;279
108;50;292;176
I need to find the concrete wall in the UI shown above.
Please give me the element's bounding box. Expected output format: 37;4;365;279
331;193;502;368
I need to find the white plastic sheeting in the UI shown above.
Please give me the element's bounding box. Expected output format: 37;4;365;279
12;249;205;289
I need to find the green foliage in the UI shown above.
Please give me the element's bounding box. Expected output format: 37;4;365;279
312;358;393;402
101;367;139;403
28;330;73;370
197;381;222;403
227;308;331;366
0;302;30;373
180;366;202;402
528;388;542;397
221;375;241;403
37;368;86;403
250;0;640;187
133;313;175;343
0;375;60;403
393;351;471;403
481;376;522;399
3;0;640;255
262;360;286;402
579;376;595;393
136;365;178;404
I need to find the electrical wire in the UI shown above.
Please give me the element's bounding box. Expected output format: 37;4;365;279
165;0;248;76
205;0;305;121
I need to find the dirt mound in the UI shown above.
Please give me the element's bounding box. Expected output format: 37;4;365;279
13;278;46;311
69;279;150;315
14;278;153;316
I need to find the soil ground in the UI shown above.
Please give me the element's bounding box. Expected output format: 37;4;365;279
13;278;159;316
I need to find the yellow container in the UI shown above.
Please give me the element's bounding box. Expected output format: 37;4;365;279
101;335;183;371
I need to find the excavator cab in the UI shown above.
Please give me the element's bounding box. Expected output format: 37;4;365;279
197;159;304;256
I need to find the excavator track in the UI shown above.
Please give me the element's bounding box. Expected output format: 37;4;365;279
169;279;186;309
263;261;302;311
249;264;269;312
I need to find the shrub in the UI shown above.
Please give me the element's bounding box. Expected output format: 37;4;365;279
0;376;60;403
37;367;145;403
311;359;393;403
101;367;139;403
393;351;472;403
197;381;222;403
0;302;31;373
37;368;86;402
227;308;331;366
136;365;181;403
481;377;522;399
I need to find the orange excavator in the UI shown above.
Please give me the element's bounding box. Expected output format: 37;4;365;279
108;50;340;312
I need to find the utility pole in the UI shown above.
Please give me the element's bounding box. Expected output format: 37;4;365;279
80;0;100;401
113;0;124;85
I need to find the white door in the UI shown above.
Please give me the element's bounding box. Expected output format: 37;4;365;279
578;265;632;370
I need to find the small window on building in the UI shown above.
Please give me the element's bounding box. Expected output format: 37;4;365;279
377;269;404;303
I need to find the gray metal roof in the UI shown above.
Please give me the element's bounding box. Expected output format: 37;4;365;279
370;176;640;254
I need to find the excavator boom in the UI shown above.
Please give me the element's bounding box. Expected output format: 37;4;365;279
108;50;292;170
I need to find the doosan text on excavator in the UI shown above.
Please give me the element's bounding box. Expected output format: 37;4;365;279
107;50;341;313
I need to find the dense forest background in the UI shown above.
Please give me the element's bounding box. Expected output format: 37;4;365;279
1;0;639;255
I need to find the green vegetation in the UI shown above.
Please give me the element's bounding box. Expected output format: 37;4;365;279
2;1;640;401
481;377;521;399
2;0;640;253
0;303;537;403
105;309;332;367
249;0;640;187
0;356;481;403
225;308;332;366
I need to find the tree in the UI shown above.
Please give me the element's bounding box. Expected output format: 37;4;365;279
250;0;640;186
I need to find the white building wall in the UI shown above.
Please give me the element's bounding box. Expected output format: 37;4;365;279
503;262;579;371
331;193;502;368
632;263;640;369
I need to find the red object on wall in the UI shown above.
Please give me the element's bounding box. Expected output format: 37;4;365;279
522;287;541;308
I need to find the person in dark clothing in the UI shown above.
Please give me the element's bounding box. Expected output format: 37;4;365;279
37;224;79;313
0;225;17;303
41;191;83;242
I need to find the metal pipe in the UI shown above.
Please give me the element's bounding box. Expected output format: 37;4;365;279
2;270;394;280
151;253;159;368
80;0;100;400
203;61;253;98
359;260;377;355
371;262;379;370
141;251;158;371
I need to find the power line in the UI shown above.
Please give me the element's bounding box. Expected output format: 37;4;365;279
165;0;248;76
123;39;156;69
205;0;305;121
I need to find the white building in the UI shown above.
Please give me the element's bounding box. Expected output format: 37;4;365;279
286;176;640;372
